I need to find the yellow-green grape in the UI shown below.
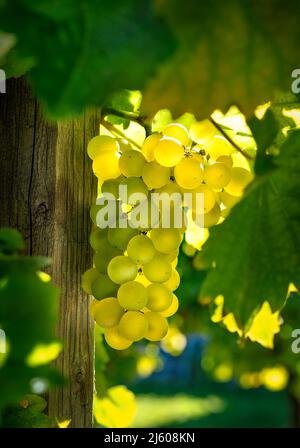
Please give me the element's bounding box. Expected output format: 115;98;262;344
127;234;155;265
189;119;217;145
159;250;179;263
119;177;148;205
225;167;253;196
87;135;119;160
89;228;108;251
102;178;122;198
93;297;124;328
117;138;132;153
93;150;121;181
163;268;180;291
90;204;106;225
174;156;203;189
182;241;197;257
145;312;168;341
203;162;231;190
194;202;221;228
142;161;171;189
193;252;210;271
205;136;233;160
104;326;132;350
118;311;148;341
108;226;138;251
82;268;100;294
107;256;138;284
154;182;183;215
154;137;184;167
166;207;188;233
150;228;181;254
219;190;241;209
91;274;119;300
143;254;172;283
216;155;233;167
146;283;173;312
160;294;179;317
119;150;146;177
163;123;190;146
142;133;161;162
117;281;148;310
191;184;216;214
129;199;160;231
93;246;122;273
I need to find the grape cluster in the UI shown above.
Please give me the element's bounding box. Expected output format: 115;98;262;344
83;120;253;350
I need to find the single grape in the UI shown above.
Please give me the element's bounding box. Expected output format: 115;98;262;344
127;234;155;265
142;161;171;189
205;136;233;160
117;281;148;310
144;312;168;341
216;155;233;167
182;241;197;257
108;226;138;251
92;150;121;181
193;202;221;228
225;167;253;196
160;294;179;317
119;150;146;177
93;297;124;328
107;256;138;284
219;190;241;209
91;273;119;300
203;162;231;190
89;228;108;251
93;246;122;273
189;119;217;145
154;137;184;167
118;311;148;341
104;326;132;350
163;269;180;291
146;283;173;312
119;177;148;205
142;133;161;162
150;228;181;254
102;178;122;199
174;156;203;189
163;123;190;146
82;268;100;294
87;135;119;160
129;199;160;231
143;254;172;283
191;184;216;214
90;204;106;225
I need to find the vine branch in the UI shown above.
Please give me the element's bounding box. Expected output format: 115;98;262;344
209;116;254;160
100;118;142;150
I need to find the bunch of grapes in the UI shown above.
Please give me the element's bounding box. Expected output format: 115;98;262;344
83;119;253;350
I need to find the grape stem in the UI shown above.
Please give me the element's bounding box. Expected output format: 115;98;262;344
100;118;142;150
209;116;254;160
102;107;152;137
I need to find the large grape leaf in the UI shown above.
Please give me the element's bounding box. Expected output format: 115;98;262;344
200;119;300;327
142;0;300;118
0;0;174;118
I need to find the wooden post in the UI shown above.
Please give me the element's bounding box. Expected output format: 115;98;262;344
0;77;98;428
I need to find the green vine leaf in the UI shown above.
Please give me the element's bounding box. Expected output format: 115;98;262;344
200;128;300;327
0;0;174;118
142;0;300;118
